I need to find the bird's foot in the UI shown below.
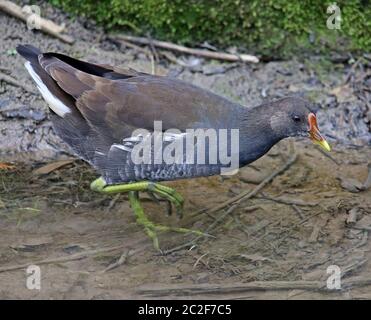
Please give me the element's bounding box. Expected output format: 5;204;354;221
91;177;184;217
90;177;203;250
128;191;203;250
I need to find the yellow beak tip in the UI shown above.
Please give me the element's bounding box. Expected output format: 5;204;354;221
322;140;331;152
314;139;331;152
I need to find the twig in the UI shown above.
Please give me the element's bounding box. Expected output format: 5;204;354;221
0;244;138;273
0;0;74;44
344;57;363;84
113;34;259;63
315;145;341;165
341;259;368;278
351;225;371;232
192;252;209;270
101;249;132;273
256;193;318;207
202;152;298;217
137;278;371;296
356;231;368;248
105;194;121;212
292;204;305;220
147;33;160;62
137;281;322;296
275;210;324;247
159;51;191;67
111;37;150;55
109;36;156;74
308;221;323;243
0;72;36;93
364;163;371;189
150;53;156;75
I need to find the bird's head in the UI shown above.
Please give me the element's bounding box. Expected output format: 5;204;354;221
269;97;331;151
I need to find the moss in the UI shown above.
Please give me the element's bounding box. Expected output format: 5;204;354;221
48;0;370;57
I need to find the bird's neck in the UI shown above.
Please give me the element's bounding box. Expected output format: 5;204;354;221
236;104;283;166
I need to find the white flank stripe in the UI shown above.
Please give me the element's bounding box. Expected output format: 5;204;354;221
123;136;143;143
24;61;70;117
163;132;187;142
111;144;133;152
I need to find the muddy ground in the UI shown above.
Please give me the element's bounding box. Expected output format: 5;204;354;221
0;1;370;299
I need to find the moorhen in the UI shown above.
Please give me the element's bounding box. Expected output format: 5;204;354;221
17;45;330;249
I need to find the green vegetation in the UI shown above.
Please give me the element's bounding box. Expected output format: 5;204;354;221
49;0;370;57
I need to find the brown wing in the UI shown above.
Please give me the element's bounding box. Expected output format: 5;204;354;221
38;53;242;142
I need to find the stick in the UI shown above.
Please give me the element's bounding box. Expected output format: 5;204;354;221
0;0;74;44
113;34;259;63
364;163;371;189
137;281;322;296
137;278;371;296
256;194;318;207
204;152;298;216
275;210;324;247
101;249;132;273
110;37;150;54
0;244;143;273
159;51;192;67
315;145;341;165
0;72;36;93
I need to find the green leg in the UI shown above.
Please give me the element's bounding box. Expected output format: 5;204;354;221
91;177;203;250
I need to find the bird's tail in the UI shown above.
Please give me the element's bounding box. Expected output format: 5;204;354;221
17;44;97;164
16;44;41;65
17;44;76;118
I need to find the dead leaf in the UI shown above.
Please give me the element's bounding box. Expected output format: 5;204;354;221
32;159;75;176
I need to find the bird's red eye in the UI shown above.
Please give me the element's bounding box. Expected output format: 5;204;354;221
293;115;301;122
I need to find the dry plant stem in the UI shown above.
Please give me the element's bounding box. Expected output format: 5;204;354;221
137;278;371;296
0;244;142;273
101;249;132;273
363;163;371;189
205;152;298;216
113;34;259;63
112;37;150;55
315;145;341;165
0;0;74;44
158;51;191;67
275;210;324;247
292;204;305;220
257;194;317;206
